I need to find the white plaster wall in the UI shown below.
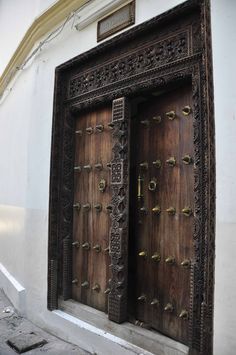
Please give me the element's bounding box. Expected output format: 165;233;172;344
0;0;235;354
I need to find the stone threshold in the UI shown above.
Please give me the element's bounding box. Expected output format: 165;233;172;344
59;298;189;355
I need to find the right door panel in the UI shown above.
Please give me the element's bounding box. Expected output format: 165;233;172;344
130;84;194;345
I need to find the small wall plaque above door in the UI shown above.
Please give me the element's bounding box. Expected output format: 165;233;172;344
97;1;135;42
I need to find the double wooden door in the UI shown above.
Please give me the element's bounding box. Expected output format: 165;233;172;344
72;84;194;345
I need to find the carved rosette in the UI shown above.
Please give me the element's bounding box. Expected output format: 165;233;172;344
108;97;130;323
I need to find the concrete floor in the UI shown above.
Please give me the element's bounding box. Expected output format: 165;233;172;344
0;290;91;355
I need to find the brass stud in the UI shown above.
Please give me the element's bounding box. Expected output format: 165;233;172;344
148;178;157;191
153;159;161;168
94;204;102;212
75;130;82;136
86;127;93;135
95;124;104;132
81;281;89;288
181;259;191;268
138;251;147;258
166;157;176;166
164;303;174;312
106;204;113;213
104;288;111;295
94;163;103;170
140;120;149;127
93;244;101;253
83;164;92;172
152;116;162;123
82;242;90;250
107;122;115;130
150;298;160;306
72;278;78;284
137;294;146;301
151;253;161;262
166;111;176;120
74;165;81;172
82;203;91;212
73;202;81;211
72;241;79;248
152;205;161;215
104;246;110;253
166;207;176;215
98;179;106;192
182;207;192;216
179;309;189;319
140;206;148;214
92;283;100;292
182;105;192;116
165;256;175;264
139;161;148;170
182;154;193;165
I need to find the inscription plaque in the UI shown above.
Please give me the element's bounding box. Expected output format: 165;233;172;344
97;1;135;42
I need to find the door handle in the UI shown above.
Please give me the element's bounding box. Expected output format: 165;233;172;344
137;175;144;200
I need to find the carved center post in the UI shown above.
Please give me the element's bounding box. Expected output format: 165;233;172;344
108;97;130;323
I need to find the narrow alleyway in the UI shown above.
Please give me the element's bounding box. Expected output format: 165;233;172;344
0;290;91;355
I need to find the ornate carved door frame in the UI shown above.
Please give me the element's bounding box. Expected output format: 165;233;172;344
48;1;215;354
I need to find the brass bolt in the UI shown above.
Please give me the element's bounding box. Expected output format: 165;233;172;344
95;124;104;132
93;244;101;253
72;241;79;248
153;159;161;168
182;105;192;116
86;127;93;135
165;111;176;120
182;154;193;165
137;294;146;301
138;251;147;258
82;242;90;250
150;298;160;306
152;205;161;215
81;281;89;288
166;157;176;166
140;120;149;127
164;303;174;312
180;259;191;268
165;256;175;264
94;204;102;212
74;165;81;172
182;207;192;216
151;253;161;262
152;116;162;123
179;309;189;319
92;284;100;292
166;207;176;215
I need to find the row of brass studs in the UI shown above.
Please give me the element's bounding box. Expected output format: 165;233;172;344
72;241;109;253
74;163;112;172
138;252;191;268
139;155;193;169
140;106;192;127
73;203;113;213
136;296;189;319
75;122;115;136
71;280;111;294
140;205;192;216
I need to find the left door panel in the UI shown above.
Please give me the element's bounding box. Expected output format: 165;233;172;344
72;104;112;312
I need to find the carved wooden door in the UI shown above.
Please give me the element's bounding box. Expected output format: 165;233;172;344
72;104;112;312
129;84;194;344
